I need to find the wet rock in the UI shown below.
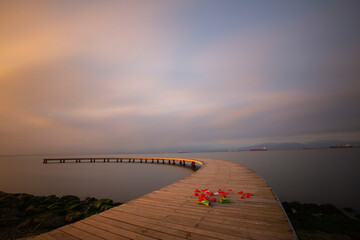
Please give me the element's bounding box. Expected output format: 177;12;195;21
297;229;352;240
0;191;6;198
0;191;121;239
61;195;80;203
65;211;82;223
34;215;66;230
17;218;32;229
25;205;46;215
0;216;21;226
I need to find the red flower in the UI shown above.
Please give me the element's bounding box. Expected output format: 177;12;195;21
204;196;210;200
200;193;205;197
218;189;222;192
247;193;253;196
209;192;214;196
194;193;199;196
237;191;243;194
241;195;245;199
211;197;216;202
228;189;232;191
198;197;204;201
195;189;200;193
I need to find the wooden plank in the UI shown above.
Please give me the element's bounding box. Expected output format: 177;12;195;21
43;230;80;240
59;225;105;240
83;217;155;240
71;221;129;240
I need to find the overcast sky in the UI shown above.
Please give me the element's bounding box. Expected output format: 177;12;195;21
1;0;359;155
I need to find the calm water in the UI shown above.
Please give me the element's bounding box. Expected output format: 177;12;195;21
0;149;359;211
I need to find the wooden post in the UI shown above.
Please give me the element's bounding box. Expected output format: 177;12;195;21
162;160;164;164
140;159;142;163
183;161;185;166
145;159;147;163
157;159;159;163
173;160;175;165
152;159;154;163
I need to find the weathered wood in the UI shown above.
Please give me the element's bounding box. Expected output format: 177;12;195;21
29;157;296;240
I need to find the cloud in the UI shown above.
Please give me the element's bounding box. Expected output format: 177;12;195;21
0;1;359;154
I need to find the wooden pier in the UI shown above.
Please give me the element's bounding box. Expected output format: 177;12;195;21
26;158;297;240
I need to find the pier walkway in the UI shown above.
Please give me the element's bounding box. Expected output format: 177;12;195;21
26;158;297;240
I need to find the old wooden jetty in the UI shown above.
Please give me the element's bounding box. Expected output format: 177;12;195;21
26;157;297;240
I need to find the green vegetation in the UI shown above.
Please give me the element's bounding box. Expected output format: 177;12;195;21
282;201;360;240
0;191;121;239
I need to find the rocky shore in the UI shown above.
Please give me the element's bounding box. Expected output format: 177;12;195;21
1;190;359;240
282;201;360;240
0;191;121;240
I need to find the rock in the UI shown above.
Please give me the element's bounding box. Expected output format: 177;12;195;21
46;201;64;210
61;195;80;203
25;205;46;215
343;207;355;213
40;195;58;205
0;216;21;226
0;194;17;207
320;204;344;216
0;191;6;198
34;215;66;230
65;202;82;211
85;197;97;204
65;211;82;223
17;218;32;229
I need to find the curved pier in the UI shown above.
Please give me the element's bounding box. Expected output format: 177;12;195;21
26;158;297;240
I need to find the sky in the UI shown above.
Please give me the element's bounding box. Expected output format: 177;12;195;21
0;0;360;155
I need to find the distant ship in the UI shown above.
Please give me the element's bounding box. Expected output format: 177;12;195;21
178;150;189;153
329;144;352;149
249;147;267;151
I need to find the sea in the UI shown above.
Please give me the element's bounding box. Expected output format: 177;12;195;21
0;148;359;211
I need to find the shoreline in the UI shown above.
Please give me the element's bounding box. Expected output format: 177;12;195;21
1;191;359;240
0;191;121;240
